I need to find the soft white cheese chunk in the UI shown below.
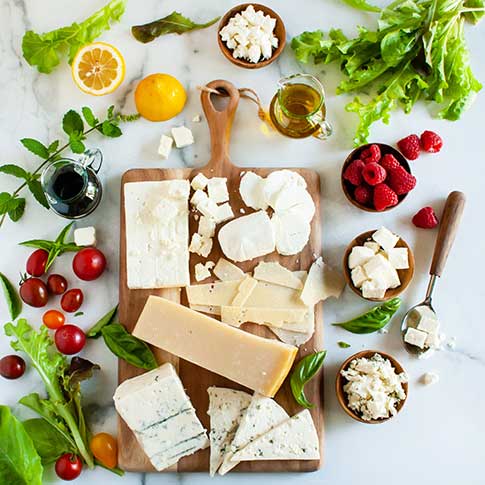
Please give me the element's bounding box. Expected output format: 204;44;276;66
363;254;400;289
239;172;268;210
198;216;216;238
363;241;380;253
197;198;220;220
263;170;307;208
361;279;386;299
207;177;229;203
74;226;96;246
271;213;311;256
372;227;399;252
195;262;212;282
351;265;368;288
213;258;245;281
189;233;213;258
215;202;234;224
171;126;194;148
404;327;428;348
157;134;173;159
425;331;441;348
191;189;208;207
386;247;409;269
271;185;315;223
417;316;440;333
348;246;375;269
191;173;209;191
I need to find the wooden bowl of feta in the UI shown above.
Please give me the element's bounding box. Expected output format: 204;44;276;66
336;350;409;424
343;227;415;302
218;4;286;69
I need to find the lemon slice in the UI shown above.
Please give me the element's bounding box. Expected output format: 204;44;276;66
72;42;125;96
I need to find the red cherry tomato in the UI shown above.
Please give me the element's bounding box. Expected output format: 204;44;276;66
73;248;106;281
61;289;83;313
19;278;48;307
26;249;49;277
55;454;83;481
90;433;118;469
54;325;86;355
42;309;65;330
0;355;26;379
47;274;68;295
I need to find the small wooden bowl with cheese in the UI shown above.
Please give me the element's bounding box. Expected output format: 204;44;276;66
217;3;286;69
343;229;415;302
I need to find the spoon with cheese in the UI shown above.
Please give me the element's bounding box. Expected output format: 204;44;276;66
401;191;465;356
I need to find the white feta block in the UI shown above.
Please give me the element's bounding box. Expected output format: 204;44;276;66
189;233;213;258
191;189;208;207
207;177;229;203
198;216;216;238
364;254;400;289
74;226;96;246
386;248;409;269
171;126;194;148
372;227;399;252
361;279;386;299
417;316;440;334
197;198;220;220
404;328;428;349
351;266;368;288
414;305;437;321
363;241;380;254
157;134;173;159
348;246;375;269
191;173;209;191
195;263;211;282
425;331;441;348
215;203;234;224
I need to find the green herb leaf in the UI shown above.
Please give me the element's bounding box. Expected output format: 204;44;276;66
290;351;326;408
0;192;13;215
0;164;30;180
74;311;84;317
341;0;381;12
82;107;99;127
87;305;118;338
8;197;26;222
69;137;86;154
338;341;351;348
100;120;122;138
63;110;84;136
0;406;43;485
132;11;220;43
22;0;127;74
48;140;60;154
27;179;50;209
0;272;22;319
101;323;158;370
20;138;50;159
333;298;402;334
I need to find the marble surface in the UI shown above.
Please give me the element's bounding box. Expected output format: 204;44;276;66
0;0;484;483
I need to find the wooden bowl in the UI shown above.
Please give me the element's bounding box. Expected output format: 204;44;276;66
336;350;408;424
343;230;415;302
341;143;412;212
217;3;286;69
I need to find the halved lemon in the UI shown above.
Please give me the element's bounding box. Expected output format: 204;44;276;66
72;42;125;96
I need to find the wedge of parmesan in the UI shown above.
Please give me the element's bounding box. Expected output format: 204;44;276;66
231;409;320;462
219;393;289;475
186;280;243;306
213;258;245;281
253;261;304;290
300;257;345;306
207;387;251;476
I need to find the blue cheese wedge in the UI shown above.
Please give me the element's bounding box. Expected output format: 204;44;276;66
230;409;319;462
113;363;208;471
207;387;252;476
219;393;289;475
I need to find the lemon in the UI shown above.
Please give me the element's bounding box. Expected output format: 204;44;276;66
72;42;125;96
135;74;187;122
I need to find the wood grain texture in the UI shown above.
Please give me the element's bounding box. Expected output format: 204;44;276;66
118;80;324;473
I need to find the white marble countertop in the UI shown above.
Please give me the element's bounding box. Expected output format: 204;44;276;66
0;0;484;483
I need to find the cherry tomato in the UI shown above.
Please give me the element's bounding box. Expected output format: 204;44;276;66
54;325;86;355
55;454;83;481
42;309;65;330
90;433;118;469
61;289;84;313
26;249;49;277
73;248;106;281
0;355;26;379
20;278;48;307
47;274;68;295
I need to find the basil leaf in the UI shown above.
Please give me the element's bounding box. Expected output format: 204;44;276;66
27;179;50;209
0;405;43;485
290;351;326;408
18;239;53;251
87;305;118;338
338;341;351;348
101;323;157;370
0;272;22;319
0;164;30;180
332;298;401;334
132;12;220;44
56;221;75;244
8;197;26;222
23;418;73;465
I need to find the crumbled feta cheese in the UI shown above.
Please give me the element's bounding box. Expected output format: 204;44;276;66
195;262;213;282
171;126;194;148
348;246;375;269
404;327;428;349
351;266;368;288
157;134;173;159
421;372;439;386
386;247;409;269
361;279;386;299
189;233;213;258
215;202;234;224
372;227;399;252
363;241;380;254
191;189;208;207
191;173;209;191
198;216;216;238
207;177;229;203
417;315;440;334
74;226;96;246
341;353;407;421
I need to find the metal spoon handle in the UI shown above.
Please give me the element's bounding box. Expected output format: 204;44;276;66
430;191;466;277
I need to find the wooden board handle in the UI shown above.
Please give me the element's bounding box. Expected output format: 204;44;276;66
200;80;240;173
430;191;466;277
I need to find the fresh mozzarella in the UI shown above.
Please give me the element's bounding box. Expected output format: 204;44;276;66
263;170;307;208
271;185;315;222
271;213;311;256
239;172;267;210
207;177;229;203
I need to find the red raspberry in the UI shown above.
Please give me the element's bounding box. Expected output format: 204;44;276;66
420;131;443;153
388;166;417;195
373;183;398;211
412;206;439;229
343;159;365;186
380;154;400;171
362;162;387;186
354;184;372;205
397;134;420;160
360;144;381;163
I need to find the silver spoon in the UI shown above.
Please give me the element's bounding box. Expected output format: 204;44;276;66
401;191;466;356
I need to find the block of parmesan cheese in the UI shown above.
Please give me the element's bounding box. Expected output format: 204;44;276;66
133;296;298;397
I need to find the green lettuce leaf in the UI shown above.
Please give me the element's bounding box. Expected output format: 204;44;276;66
341;0;381;12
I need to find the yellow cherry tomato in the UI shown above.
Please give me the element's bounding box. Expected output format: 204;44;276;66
90;433;118;469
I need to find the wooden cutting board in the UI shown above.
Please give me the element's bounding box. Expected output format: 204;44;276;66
118;80;324;473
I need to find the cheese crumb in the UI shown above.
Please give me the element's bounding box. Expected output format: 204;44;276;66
189;233;213;258
195;262;213;282
191;173;209;191
157;134;173;159
74;226;96;246
421;372;439;386
171;126;194;148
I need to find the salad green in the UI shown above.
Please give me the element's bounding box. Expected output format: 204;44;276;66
292;0;484;144
0;272;22;319
290;351;326;408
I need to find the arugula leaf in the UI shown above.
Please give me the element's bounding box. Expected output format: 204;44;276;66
341;0;381;12
0;272;22;319
27;179;50;209
0;406;43;485
22;0;126;74
87;305;118;338
101;323;158;370
0;164;30;180
290;351;326;408
20;138;49;159
132;12;220;43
